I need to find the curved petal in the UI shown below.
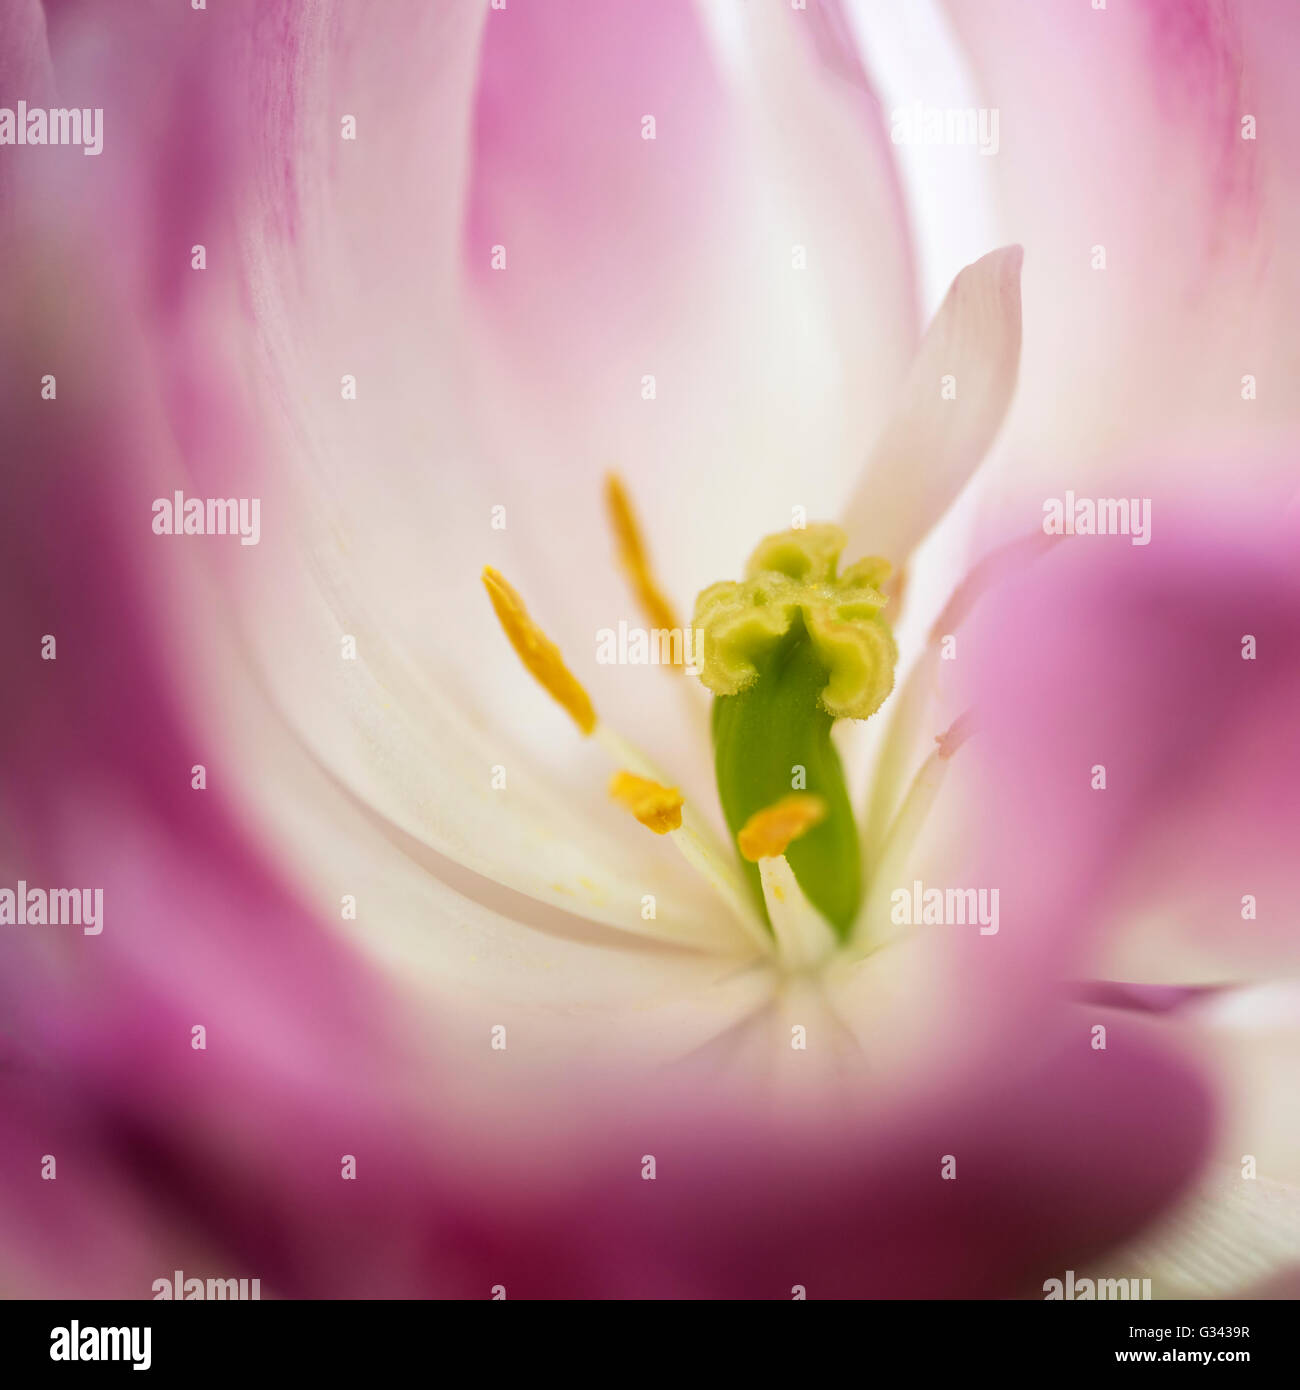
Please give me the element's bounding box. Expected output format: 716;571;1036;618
1184;984;1300;1188
0;3;53;176
0;965;1214;1297
961;508;1300;984
1113;1170;1300;1299
942;0;1300;505
238;0;923;918
464;1013;1210;1299
4;0;755;941
841;245;1023;566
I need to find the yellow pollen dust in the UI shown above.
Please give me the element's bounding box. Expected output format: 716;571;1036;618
737;794;828;862
604;473;682;645
609;770;684;835
481;567;597;735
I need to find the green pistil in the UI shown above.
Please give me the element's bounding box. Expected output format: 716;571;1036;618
694;524;897;937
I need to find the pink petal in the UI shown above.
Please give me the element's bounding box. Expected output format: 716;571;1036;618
943;0;1300;501
962;508;1300;983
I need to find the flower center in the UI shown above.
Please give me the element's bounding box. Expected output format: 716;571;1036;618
479;478;899;966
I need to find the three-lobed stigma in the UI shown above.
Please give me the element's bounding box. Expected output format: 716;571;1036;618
692;523;896;720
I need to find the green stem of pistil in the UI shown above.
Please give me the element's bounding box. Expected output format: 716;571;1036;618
712;631;861;937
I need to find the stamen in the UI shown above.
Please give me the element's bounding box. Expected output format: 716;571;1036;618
609;770;684;835
851;749;947;955
597;726;771;956
481;565;767;954
604;472;682;639
737;794;828;863
935;709;977;760
758;856;837;970
928;529;1062;641
481;566;597;735
856;714;974;948
864;532;1057;869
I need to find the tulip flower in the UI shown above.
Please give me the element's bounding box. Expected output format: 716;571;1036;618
0;0;1290;1301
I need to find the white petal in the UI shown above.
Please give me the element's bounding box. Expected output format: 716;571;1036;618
841;245;1023;566
1116;1170;1300;1298
212;568;750;952
1105;986;1300;1295
1186;985;1300;1188
232;0;924;924
942;0;1300;502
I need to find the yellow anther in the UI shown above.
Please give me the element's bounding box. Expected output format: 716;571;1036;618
604;472;682;641
737;794;828;862
609;770;684;835
482;566;597;735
